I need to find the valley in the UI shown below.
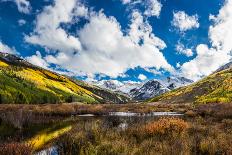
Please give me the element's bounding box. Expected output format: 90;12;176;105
0;53;232;155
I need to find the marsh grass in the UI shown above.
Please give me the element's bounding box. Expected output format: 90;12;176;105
0;143;33;155
0;103;232;155
55;116;232;155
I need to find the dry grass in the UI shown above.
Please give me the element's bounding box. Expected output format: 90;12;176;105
196;103;232;118
54;116;232;155
144;117;189;136
0;103;192;116
1;103;232;154
0;143;32;155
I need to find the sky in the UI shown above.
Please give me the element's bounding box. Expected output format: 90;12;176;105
0;0;231;82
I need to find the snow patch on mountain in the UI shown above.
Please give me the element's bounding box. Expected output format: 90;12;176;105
89;76;193;100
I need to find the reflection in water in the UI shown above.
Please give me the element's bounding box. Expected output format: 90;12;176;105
109;111;183;116
35;146;58;155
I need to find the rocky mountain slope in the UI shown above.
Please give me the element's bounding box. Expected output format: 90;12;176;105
130;80;169;100
149;62;232;104
0;52;130;104
92;80;141;94
129;77;193;100
92;76;193;101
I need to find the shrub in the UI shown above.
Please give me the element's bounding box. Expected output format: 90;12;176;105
144;117;189;137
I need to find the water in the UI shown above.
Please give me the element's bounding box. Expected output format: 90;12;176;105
77;111;183;117
109;111;183;116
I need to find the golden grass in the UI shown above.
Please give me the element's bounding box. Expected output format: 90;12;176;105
17;68;93;96
0;60;8;67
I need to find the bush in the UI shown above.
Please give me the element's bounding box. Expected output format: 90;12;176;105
144;117;189;137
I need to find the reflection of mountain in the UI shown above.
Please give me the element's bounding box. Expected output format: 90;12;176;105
150;62;232;104
0;52;130;104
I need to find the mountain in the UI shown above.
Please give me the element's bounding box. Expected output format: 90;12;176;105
215;61;232;73
92;76;193;101
149;62;232;104
130;80;169;100
129;77;193;100
0;52;130;104
93;80;123;91
164;76;194;90
91;80;141;94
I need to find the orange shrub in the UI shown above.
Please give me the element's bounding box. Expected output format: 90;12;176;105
144;117;189;137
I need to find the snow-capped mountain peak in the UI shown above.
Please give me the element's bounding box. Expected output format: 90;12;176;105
88;76;193;101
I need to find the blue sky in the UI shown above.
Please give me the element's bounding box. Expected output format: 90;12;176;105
0;0;231;82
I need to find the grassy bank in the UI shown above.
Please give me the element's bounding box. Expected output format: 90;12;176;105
0;103;192;117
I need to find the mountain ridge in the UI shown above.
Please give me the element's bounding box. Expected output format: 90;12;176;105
91;76;193;100
0;52;130;104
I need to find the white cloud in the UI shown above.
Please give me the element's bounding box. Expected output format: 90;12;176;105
26;0;173;78
144;0;162;17
180;0;232;81
172;11;199;32
176;62;181;68
25;0;86;53
138;74;147;80
180;45;230;80
209;0;232;53
16;0;31;13
45;11;173;77
120;0;162;18
0;41;17;54
18;19;26;26
143;67;162;75
121;0;131;4
25;51;49;69
175;42;193;57
2;0;32;14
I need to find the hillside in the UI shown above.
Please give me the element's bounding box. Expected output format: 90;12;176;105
149;63;232;104
0;52;130;104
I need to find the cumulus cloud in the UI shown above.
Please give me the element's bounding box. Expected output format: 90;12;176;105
0;41;17;54
26;0;173;78
175;42;193;57
18;19;26;26
180;44;230;80
2;0;31;14
144;0;162;17
25;0;87;53
180;0;232;80
120;0;162;18
15;0;31;13
172;11;199;32
47;11;172;77
121;0;131;4
25;51;49;69
138;74;147;80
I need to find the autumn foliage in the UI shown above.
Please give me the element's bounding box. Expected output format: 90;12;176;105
144;117;189;136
